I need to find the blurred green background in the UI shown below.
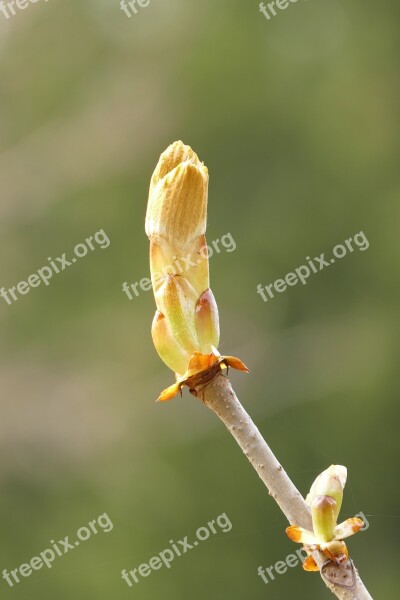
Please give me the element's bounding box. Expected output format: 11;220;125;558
0;0;398;598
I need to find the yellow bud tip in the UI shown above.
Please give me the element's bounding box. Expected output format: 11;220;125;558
150;140;201;184
146;141;208;251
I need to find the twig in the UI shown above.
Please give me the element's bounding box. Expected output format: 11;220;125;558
193;371;373;600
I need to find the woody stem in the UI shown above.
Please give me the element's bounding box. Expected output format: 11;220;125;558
194;372;373;600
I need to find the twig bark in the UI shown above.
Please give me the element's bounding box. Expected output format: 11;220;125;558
193;372;373;600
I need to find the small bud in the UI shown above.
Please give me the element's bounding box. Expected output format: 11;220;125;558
286;465;365;572
307;465;346;522
146;140;208;252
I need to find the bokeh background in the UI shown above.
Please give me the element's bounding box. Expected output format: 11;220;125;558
0;0;398;598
